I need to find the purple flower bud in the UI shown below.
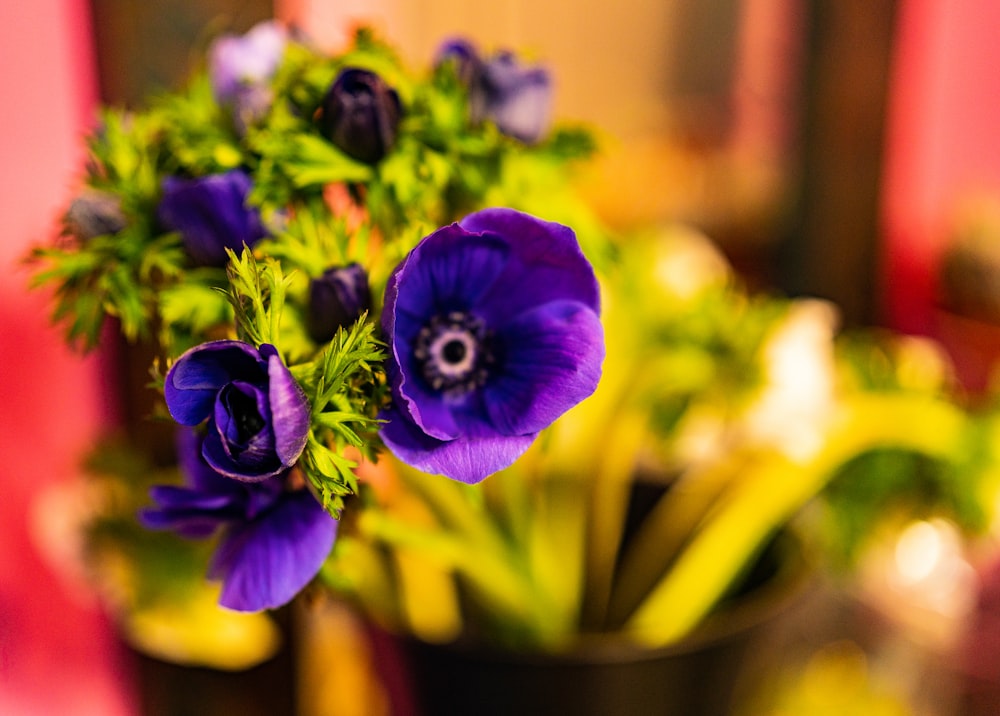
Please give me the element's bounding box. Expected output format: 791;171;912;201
65;190;126;241
307;263;372;343
434;37;482;87
317;68;403;164
379;208;604;483
209;21;287;131
164;340;310;481
472;52;553;144
158;169;268;267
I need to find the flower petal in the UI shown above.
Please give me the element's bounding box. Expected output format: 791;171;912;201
209;21;287;104
307;263;372;343
262;344;310;467
479;56;551;143
209;490;337;612
214;381;270;450
202;425;283;482
458;209;600;322
379;404;535;483
318;68;403;164
386;224;509;327
165;340;265;426
383;227;508;440
177;427;234;492
484;300;604;435
140;486;238;538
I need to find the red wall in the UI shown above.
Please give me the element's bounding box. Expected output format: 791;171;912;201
0;1;133;713
881;0;1000;336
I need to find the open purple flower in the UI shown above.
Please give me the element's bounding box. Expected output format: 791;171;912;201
316;68;403;164
307;263;372;343
379;208;604;483
164;340;310;482
141;429;336;612
209;20;287;131
158;169;268;267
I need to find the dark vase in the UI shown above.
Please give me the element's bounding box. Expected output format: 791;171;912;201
130;649;297;716
368;533;810;716
127;607;298;716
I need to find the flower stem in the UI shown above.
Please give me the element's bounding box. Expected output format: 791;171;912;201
625;393;969;646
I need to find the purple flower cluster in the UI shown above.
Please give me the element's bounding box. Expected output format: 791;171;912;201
145;206;604;608
143;340;331;612
144;23;599;599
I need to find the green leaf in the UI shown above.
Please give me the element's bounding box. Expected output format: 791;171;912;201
287;134;374;187
224;248;291;347
293;316;386;515
158;281;233;345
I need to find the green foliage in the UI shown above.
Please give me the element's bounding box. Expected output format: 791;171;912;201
224;247;290;347
221;245;386;518
296;316;386;516
812;334;994;566
30;24;599;357
257;197;368;277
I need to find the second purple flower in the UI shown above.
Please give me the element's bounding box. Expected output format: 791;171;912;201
164;340;310;482
158;169;268;267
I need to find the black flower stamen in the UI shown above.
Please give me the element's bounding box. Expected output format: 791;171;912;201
414;311;494;398
222;385;265;443
443;339;467;364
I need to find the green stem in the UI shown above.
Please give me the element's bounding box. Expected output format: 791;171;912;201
607;452;754;626
388;465;565;645
582;409;648;629
625;393;969;646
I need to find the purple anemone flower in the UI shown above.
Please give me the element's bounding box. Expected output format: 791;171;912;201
316;68;403;165
158;169;268;267
472;51;552;144
209;20;287;131
164;340;310;482
379;208;604;483
436;38;552;144
307;262;372;343
141;429;336;612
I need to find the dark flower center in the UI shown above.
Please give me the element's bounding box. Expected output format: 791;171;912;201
414;312;494;398
442;339;467;363
222;385;266;443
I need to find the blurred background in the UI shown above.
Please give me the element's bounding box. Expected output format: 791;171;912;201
5;0;1000;714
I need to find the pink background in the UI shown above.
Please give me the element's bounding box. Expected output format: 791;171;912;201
0;0;132;714
880;0;1000;335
